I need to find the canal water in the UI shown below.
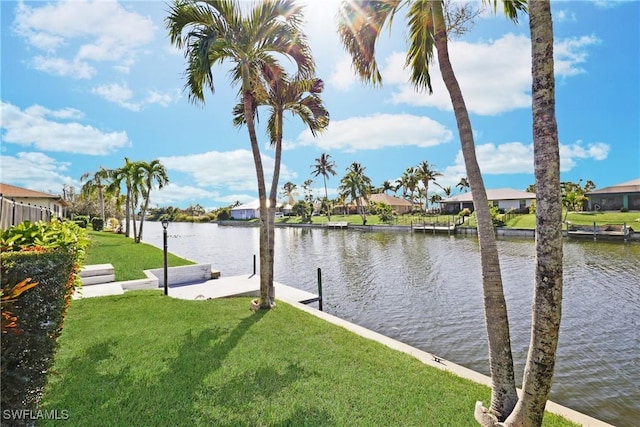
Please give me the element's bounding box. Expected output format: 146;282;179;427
141;222;639;426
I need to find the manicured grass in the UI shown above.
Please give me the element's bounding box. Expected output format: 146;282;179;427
503;211;640;230
41;292;576;426
84;231;194;281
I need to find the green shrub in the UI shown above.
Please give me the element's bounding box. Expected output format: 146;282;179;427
0;220;88;419
620;206;629;212
1;251;75;417
458;208;471;217
91;217;104;231
216;208;231;221
73;215;89;228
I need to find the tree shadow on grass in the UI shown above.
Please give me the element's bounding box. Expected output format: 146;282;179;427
41;303;334;426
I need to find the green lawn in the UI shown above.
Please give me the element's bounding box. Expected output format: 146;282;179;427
502;211;640;230
84;231;194;281
40;292;576;427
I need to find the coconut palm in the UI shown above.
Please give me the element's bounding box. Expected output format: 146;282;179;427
416;160;442;210
401;167;418;203
136;159;169;242
380;180;395;195
337;0;526;420
80;166;110;222
311;153;337;220
235;75;328;302
166;0;314;309
338;162;372;225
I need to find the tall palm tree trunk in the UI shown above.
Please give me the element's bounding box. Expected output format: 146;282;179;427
243;92;271;309
431;1;517;421
98;184;105;223
124;192;131;238
323;175;331;221
506;2;563;425
267;111;285;305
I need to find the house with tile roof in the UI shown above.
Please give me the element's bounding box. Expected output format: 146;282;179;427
439;188;536;214
0;183;69;229
584;178;640;211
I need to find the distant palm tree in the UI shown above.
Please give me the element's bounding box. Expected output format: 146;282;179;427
137;159;169;242
311;153;337;220
80;166;110;222
457;177;470;193
338;162;372;225
281;182;298;207
107;158;143;239
416;160;442;210
401;167;418;203
380;180;394;195
166;0;314;309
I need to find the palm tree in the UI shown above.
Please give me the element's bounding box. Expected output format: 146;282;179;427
337;0;526;420
106;158;143;239
401;167;418;203
501;1;562;424
80;166;110;222
457;176;470;193
236;75;328;303
380;180;395;195
167;0;314;309
311;153;337;220
136;159;169;242
338;162;372;225
281;182;298;207
416;160;442;211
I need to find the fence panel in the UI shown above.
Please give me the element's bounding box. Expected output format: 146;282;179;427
0;195;53;230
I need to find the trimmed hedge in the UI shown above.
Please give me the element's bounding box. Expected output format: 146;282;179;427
1;251;75;418
0;220;87;424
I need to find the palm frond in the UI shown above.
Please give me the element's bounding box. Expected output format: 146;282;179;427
406;0;435;93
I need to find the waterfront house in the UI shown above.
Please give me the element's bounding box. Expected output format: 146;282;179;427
230;200;260;220
439;188;536;214
585;178;640;211
366;193;414;214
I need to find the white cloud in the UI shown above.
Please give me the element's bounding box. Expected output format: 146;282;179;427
91;83;180;111
13;0;156;78
0;101;130;155
158;149;297;192
0;152;76;193
329;55;359;90
443;140;611;180
554;36;600;77
32;56;96;79
297;114;453;151
149;183;219;207
555;9;577;23
380;33;600;115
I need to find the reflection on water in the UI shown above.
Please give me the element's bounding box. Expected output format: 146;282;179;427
142;222;640;426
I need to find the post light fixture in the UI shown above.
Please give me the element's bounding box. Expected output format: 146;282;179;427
161;219;169;295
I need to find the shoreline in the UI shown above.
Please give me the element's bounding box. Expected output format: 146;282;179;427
216;220;640;242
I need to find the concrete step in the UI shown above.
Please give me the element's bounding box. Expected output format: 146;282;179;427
80;263;115;286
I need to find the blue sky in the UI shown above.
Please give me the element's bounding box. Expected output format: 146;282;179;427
1;0;639;209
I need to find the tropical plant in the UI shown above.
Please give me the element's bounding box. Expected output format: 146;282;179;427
401;167;418;202
166;0;315;309
416;160;442;210
337;0;526;421
136;159;169;242
281;182;298;206
338;162;372;225
311;153;337;220
235;74;328;303
80;167;110;222
106;158;143;239
457;176;470;193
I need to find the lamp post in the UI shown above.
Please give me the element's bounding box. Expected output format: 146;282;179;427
161;219;169;295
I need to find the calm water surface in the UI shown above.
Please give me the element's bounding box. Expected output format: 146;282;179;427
142;222;639;426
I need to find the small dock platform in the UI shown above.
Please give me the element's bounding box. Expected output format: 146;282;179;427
411;223;457;233
168;274;318;305
326;222;349;229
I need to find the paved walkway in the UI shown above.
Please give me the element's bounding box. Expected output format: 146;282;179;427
73;273;612;426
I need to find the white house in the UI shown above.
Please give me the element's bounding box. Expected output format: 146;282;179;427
230;200;261;219
0;183;69;229
439;188;536;214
